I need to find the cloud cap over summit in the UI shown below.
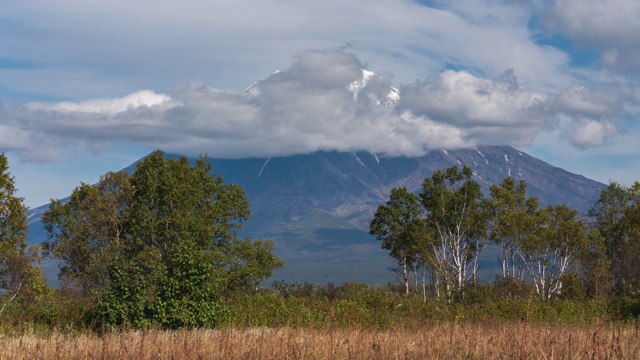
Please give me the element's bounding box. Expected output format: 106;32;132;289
4;49;636;162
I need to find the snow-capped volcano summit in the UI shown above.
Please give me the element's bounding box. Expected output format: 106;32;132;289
242;70;281;96
347;70;400;106
244;69;399;106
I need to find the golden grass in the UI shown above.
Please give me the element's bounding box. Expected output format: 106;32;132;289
1;321;639;359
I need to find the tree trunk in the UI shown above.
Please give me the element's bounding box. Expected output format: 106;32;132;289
403;257;409;295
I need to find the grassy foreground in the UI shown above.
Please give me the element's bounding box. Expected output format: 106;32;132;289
1;321;639;359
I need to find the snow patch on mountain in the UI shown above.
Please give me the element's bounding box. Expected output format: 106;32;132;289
348;69;376;95
473;172;490;186
353;153;366;168
243;71;281;96
476;148;489;165
353;153;381;182
257;158;271;178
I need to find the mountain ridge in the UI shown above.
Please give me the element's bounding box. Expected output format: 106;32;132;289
202;145;603;229
27;145;605;286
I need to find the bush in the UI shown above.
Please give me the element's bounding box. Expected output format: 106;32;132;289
610;294;640;320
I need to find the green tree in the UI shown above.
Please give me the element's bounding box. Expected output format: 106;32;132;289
488;177;539;281
220;237;285;290
44;151;282;328
617;182;640;295
588;181;640;297
370;187;424;295
404;218;438;301
420;165;487;298
576;229;609;301
0;153;47;316
43;170;132;294
518;205;589;300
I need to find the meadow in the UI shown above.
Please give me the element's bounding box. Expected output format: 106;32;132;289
3;282;640;359
1;321;639;359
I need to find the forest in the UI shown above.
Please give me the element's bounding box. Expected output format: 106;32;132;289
1;151;640;358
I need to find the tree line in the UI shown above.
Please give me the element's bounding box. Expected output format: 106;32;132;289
370;165;640;303
0;151;282;328
2;152;640;330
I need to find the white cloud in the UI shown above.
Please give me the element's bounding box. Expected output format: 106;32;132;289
399;70;549;127
552;86;622;118
543;0;640;48
3;49;637;162
542;0;640;74
566;118;619;148
27;90;175;114
0;0;575;101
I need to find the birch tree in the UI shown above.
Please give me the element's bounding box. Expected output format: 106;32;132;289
370;187;424;295
518;205;589;300
488;177;539;280
420;165;487;299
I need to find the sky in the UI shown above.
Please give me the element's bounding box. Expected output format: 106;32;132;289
2;0;640;208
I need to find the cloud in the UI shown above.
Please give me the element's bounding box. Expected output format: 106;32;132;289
396;68;639;150
565;118;619;149
27;91;174;114
549;84;640;148
0;0;576;103
399;69;549;131
2;49;637;162
541;0;640;74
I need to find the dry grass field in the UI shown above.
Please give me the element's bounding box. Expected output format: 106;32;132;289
1;321;638;359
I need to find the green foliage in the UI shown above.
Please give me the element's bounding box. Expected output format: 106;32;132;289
610;293;640;320
420;165;487;296
491;276;532;300
520;205;590;300
42;170;132;294
558;271;587;300
43;151;281;329
150;240;224;328
589;181;640;297
10;160;640;333
487;177;594;301
0;279;634;334
488;177;539;280
370;167;613;304
0;153;49;320
217;237;283;291
222;282;621;329
370;187;427;294
94;257;149;328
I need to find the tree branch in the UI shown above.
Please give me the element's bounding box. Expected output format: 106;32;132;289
0;282;22;315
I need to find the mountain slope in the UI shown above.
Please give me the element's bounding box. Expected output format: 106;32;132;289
208;145;603;229
201;146;604;284
27;146;605;285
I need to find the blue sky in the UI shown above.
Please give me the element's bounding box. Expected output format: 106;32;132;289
1;0;640;208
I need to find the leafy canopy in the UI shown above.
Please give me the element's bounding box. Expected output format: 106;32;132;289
43;151;282;328
0;153;47;315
